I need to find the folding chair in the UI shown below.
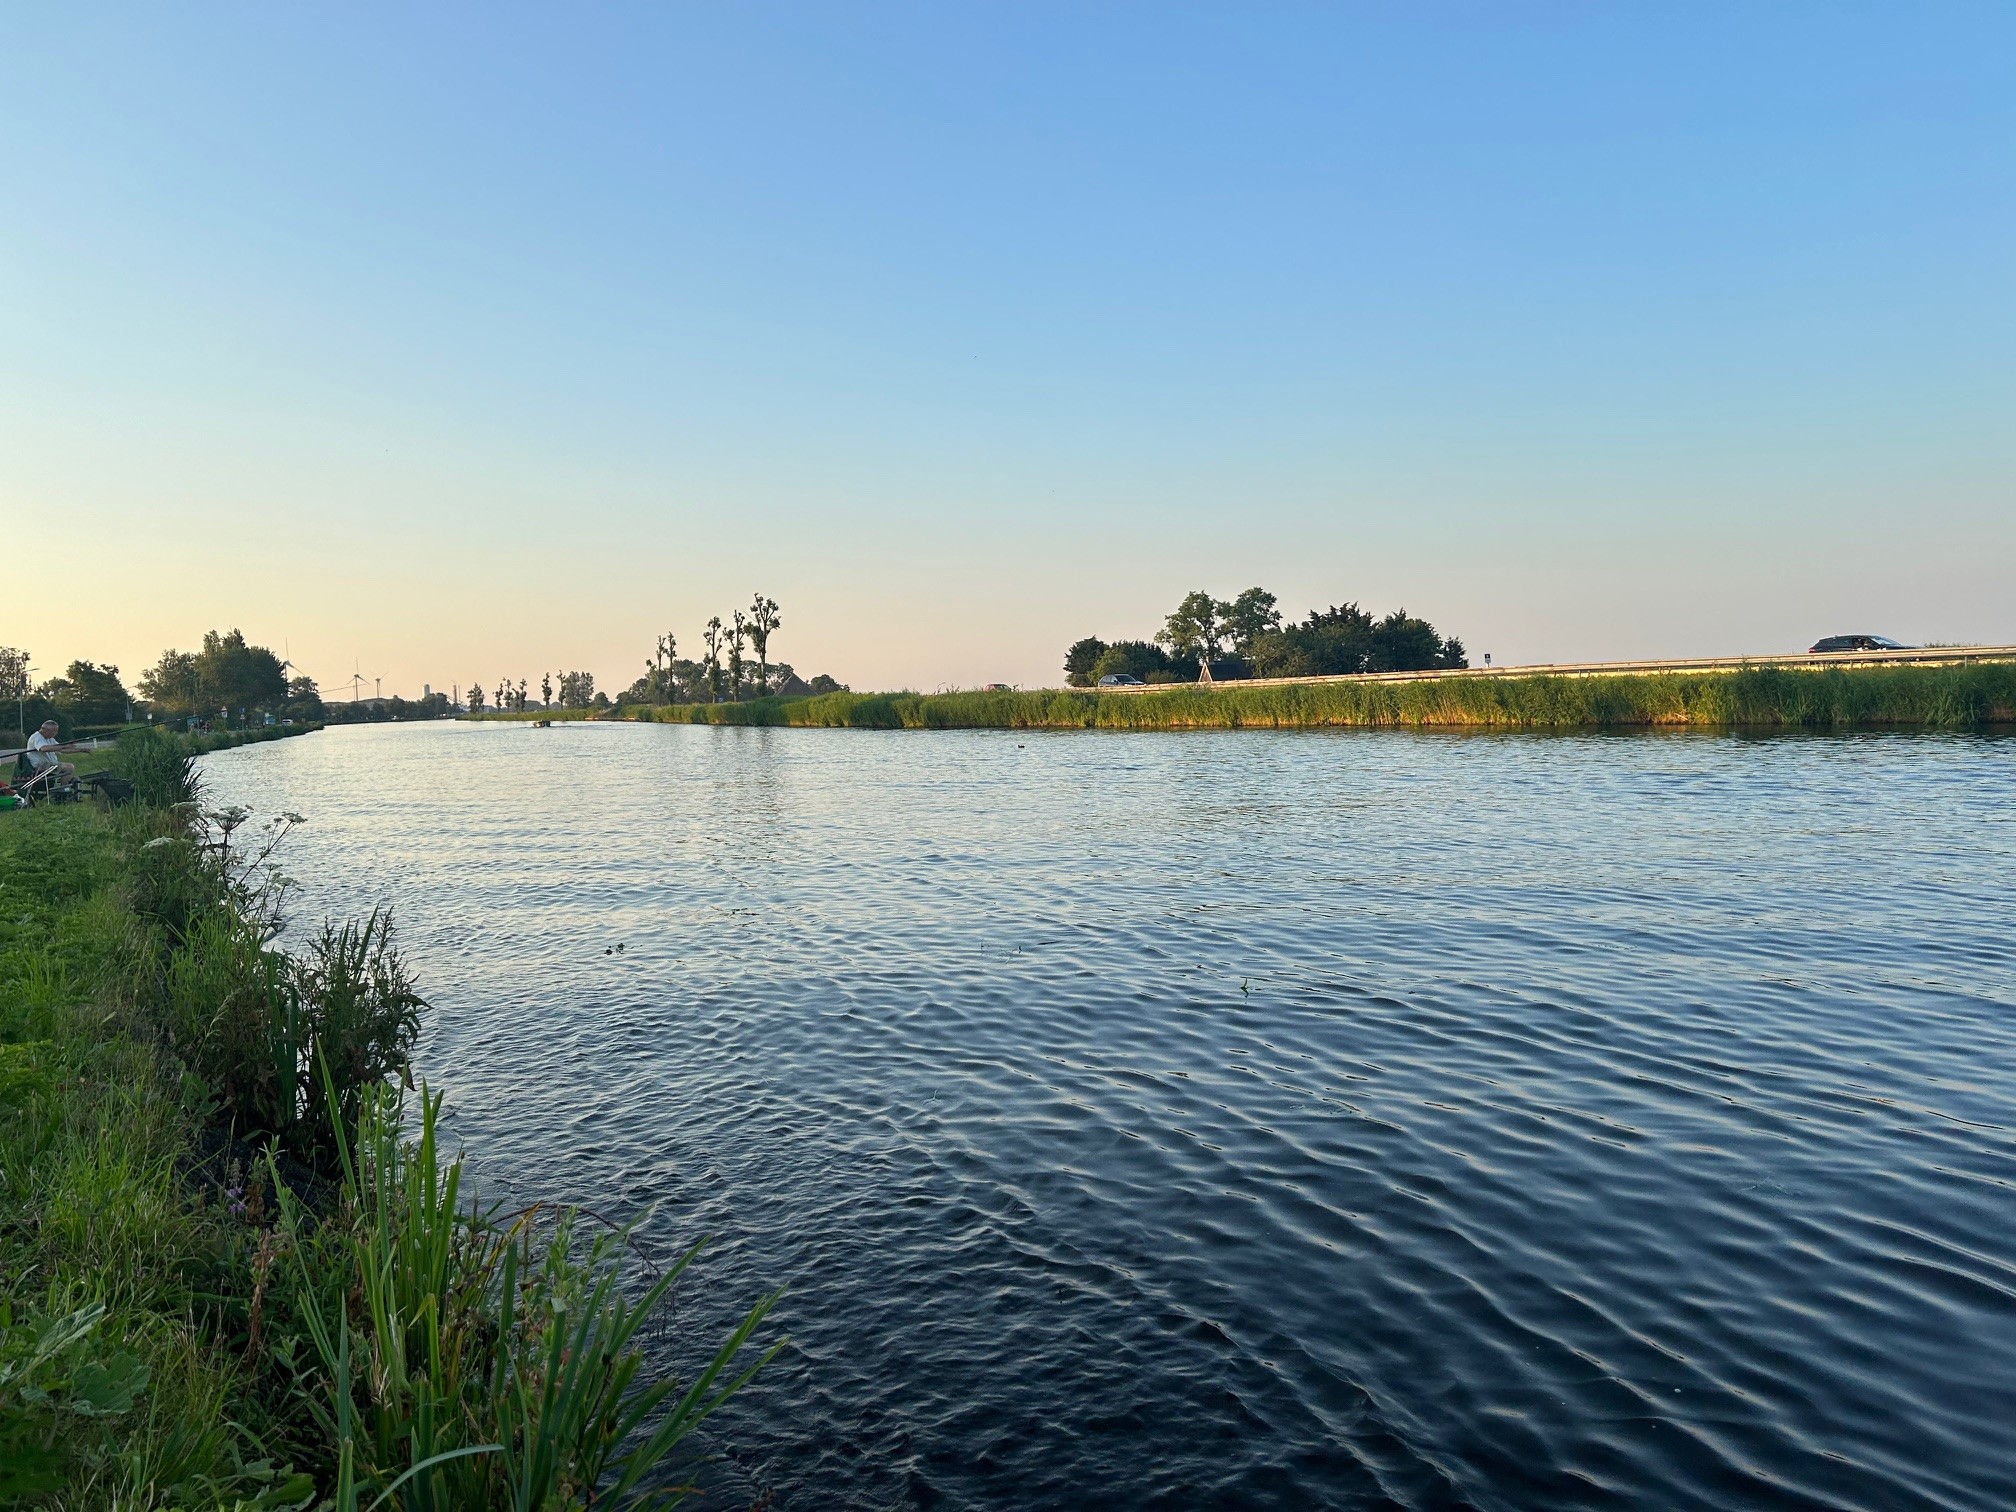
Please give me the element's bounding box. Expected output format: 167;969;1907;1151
11;754;77;807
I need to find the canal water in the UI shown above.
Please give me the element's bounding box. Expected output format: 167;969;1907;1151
201;721;2016;1510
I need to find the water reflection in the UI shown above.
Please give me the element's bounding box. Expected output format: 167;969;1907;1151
203;723;2016;1511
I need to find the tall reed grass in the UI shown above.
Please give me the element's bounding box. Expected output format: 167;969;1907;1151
637;661;2016;732
277;1082;779;1511
113;725;204;806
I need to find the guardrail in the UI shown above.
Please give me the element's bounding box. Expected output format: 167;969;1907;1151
1090;644;2016;692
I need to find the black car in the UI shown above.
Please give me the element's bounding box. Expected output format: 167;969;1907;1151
1808;635;1911;654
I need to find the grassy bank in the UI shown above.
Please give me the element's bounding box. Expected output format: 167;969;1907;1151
625;661;2016;731
0;729;775;1507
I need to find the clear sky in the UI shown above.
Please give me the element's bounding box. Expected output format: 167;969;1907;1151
5;4;2012;697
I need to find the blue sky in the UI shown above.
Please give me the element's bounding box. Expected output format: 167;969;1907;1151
5;4;2012;694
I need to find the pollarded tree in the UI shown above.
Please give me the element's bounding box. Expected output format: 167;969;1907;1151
467;683;486;712
728;611;747;700
747;595;781;694
702;617;725;703
647;632;678;703
542;673;553;708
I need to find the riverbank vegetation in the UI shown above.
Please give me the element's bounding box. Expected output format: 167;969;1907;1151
1064;587;1469;686
5;633;345;748
0;727;776;1506
640;660;2016;731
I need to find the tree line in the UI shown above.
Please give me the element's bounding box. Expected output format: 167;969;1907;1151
3;631;331;741
566;593;841;709
5;593;852;742
1065;587;1468;686
1;630;474;742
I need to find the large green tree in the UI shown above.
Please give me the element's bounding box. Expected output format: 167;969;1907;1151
1156;590;1226;664
196;630;288;714
137;630;287;718
1219;588;1281;652
1063;637;1108;686
137;649;203;716
284;675;325;721
40;661;129;725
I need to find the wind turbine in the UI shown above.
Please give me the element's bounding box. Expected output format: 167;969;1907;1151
339;660;376;702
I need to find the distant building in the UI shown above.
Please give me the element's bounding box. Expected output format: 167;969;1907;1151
1197;658;1249;684
770;669;814;697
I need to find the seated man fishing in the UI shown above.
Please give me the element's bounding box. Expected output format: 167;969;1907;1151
24;720;81;788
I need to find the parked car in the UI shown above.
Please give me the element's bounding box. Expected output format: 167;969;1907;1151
1096;672;1145;687
1808;635;1912;654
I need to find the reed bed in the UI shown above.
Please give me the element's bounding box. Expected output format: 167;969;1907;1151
634;662;2016;732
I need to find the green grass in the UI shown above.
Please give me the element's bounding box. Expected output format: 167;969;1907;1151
620;661;2016;731
0;804;286;1508
0;733;777;1508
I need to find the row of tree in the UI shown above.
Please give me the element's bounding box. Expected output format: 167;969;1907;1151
1065;588;1468;686
7;594;850;741
464;596;848;714
465;672;602;714
612;594;841;706
3;631;331;740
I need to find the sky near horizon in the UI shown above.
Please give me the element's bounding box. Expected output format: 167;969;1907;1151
5;5;2013;698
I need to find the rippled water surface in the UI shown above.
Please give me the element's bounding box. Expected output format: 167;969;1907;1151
202;722;2016;1510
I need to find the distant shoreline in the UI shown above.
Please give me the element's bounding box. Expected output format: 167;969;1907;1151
463;659;2016;732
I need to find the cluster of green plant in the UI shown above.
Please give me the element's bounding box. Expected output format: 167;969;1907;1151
1;730;777;1506
279;1088;775;1511
1063;587;1466;685
655;661;2016;731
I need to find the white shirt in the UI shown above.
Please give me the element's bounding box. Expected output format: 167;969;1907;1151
26;731;61;770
